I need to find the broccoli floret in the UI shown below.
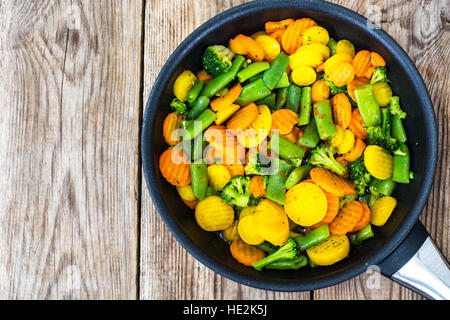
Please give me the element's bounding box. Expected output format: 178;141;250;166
323;74;347;95
370;66;389;84
170;98;187;114
308;143;346;176
389;96;407;119
202;45;235;77
348;157;371;195
368;179;382;207
366;126;399;153
221;175;251;208
248;196;264;207
252;238;298;271
244;153;272;175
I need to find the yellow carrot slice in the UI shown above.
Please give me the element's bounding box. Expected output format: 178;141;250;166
370;196;397;227
364;145;394;180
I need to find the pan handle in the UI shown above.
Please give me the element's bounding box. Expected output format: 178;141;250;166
378;221;450;300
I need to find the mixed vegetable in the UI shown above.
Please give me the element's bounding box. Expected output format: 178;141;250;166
159;17;412;271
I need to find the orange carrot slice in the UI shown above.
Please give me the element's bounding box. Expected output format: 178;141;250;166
159;148;191;187
329;201;363;235
227;103;259;130
230;240;266;267
271;109;299;135
210;84;242;112
352;201;372;232
310;167;356;197
352;50;372;77
331;93;352;129
249;175;267;198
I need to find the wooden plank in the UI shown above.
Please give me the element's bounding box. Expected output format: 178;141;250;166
0;0;143;299
314;0;449;300
140;0;309;300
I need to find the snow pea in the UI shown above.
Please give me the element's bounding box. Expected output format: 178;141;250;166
266;158;292;205
190;160;208;201
269;135;306;167
235;78;272;106
285;84;302;113
262;52;290;90
184;109;217;140
354;84;381;127
266;255;307;270
313;100;337;140
185;96;210;120
294;225;330;251
256;92;276;111
285;164;313;189
391;115;407;143
298;118;320;148
392;143;410;184
274;87;289;110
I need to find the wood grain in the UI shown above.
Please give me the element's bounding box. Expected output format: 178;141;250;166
140;0;449;300
0;0;143;299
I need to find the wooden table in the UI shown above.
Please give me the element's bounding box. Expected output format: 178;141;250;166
0;0;448;300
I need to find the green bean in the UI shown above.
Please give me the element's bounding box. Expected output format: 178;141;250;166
266;255;308;270
185;96;210;120
235;78;272;106
354;84;381;127
190;161;208;201
391;115;407;143
313;100;337;140
375;178;396;196
294;225;330;251
285;84;302;113
298;87;312;126
184;109;217;140
187;80;205;105
200;55;245;98
248;73;263;83
191;135;207;162
298;118;320;148
237;61;270;83
255;92;276;110
274;87;289;110
274;71;290;89
269;135;306;167
327;38;338;56
262;52;290;90
392;143;410;184
352;224;375;245
285;164;313;189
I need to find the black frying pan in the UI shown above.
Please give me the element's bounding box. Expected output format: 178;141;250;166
142;0;449;298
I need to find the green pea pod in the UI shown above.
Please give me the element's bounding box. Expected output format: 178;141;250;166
298;87;312;126
285;164;313;189
256;92;276;110
313;100;337;140
184;109;217;140
274;87;289;110
294;225;330;251
391;115;407;143
298;118;320;148
190;161;208;201
269;134;306;167
187;80;205;105
375;178;396;196
351;224;375;245
237;61;270;83
285;84;302;113
262;52;290;90
201;55;245;98
266;158;292;205
235;78;272;106
186;96;210;120
354;84;382;127
274;71;290;89
392;143;410;184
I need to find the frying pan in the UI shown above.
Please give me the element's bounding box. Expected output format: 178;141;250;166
142;0;449;299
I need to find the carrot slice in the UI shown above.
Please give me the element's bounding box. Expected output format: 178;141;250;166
182;199;198;210
348;108;368;140
268;29;285;44
329;201;363;235
310;167;356;197
343;138;366;162
265;18;295;34
227;103;259;130
225;163;245;178
159;148;191;187
331;93;352;129
281;18;317;55
370;52;386;67
352;201;372;232
230;240;266;267
230;34;265;62
271;109;299;135
249;175;267;198
352;50;372;77
347;77;370;102
210;84;242;112
197;70;213;83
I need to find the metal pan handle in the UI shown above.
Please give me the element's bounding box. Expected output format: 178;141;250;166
378;221;450;300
